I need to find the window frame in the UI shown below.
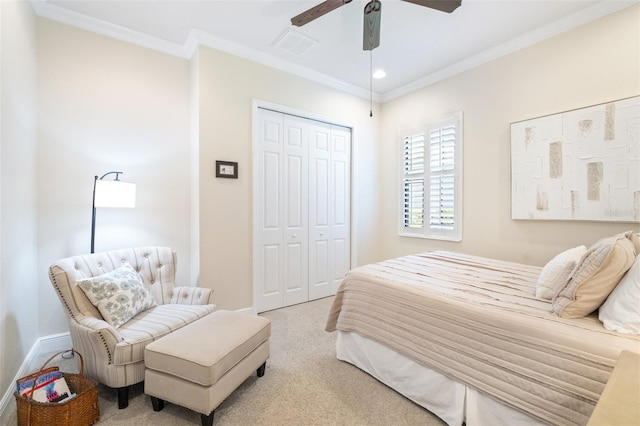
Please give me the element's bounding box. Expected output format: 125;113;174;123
397;112;463;241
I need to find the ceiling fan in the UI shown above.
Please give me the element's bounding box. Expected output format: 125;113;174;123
291;0;462;51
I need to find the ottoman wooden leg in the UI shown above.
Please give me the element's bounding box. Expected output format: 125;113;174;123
151;396;165;412
201;410;214;426
257;362;266;377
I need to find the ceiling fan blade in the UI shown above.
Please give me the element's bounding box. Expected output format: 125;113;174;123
291;0;353;27
363;0;381;51
401;0;462;13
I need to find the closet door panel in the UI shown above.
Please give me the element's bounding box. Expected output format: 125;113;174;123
309;121;332;300
332;238;347;293
263;152;280;230
255;109;285;312
330;125;351;294
262;245;280;295
283;115;309;306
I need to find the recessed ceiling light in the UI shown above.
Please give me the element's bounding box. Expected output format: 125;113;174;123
373;69;386;79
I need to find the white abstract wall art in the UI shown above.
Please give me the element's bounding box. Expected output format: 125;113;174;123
511;96;640;222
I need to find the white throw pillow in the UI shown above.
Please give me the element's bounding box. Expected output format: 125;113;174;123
535;246;587;300
78;264;156;328
599;255;640;334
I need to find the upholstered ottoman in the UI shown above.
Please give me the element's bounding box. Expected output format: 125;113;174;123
144;310;271;426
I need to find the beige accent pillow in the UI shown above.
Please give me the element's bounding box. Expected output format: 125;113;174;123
552;235;636;318
535;246;587;300
626;231;640;253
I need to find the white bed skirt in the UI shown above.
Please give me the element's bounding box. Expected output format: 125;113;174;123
336;331;547;426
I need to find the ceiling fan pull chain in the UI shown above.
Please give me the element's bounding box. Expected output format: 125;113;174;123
370;50;373;117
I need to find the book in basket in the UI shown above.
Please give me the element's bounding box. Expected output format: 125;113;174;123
25;376;75;403
16;367;61;396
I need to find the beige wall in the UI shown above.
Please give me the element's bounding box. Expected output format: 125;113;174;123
1;4;638;407
37;20;193;336
379;5;640;266
0;0;39;413
195;47;380;310
190;51;201;291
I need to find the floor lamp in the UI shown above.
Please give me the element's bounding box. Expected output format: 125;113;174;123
91;171;136;253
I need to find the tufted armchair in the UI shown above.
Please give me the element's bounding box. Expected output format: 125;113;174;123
48;247;215;409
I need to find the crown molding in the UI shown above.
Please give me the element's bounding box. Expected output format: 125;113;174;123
31;0;635;105
31;0;186;57
382;0;637;102
184;29;381;102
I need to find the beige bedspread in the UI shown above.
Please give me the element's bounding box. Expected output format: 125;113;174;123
326;251;640;426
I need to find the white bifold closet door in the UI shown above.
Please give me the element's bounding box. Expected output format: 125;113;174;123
254;108;351;313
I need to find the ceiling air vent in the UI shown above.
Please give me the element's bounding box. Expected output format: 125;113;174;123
273;29;317;56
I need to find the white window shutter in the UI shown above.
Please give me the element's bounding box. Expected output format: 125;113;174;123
404;178;425;228
399;113;462;241
402;133;426;229
429;122;456;230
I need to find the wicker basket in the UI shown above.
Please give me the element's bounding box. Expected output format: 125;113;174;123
14;349;100;426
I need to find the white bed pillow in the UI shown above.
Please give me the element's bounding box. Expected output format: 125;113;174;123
599;255;640;334
535;246;587;300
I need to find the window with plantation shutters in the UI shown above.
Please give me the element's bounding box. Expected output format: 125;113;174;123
403;133;425;228
399;113;462;241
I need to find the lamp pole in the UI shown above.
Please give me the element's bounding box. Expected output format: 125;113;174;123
91;175;98;253
90;171;124;253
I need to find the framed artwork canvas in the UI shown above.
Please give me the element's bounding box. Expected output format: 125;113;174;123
511;96;639;222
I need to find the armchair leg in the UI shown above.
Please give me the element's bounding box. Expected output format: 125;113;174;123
117;386;129;409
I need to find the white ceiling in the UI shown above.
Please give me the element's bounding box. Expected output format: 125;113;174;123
34;0;636;101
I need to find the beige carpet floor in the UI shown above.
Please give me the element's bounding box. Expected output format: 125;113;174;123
7;296;445;425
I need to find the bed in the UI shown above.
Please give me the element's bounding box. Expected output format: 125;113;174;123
326;247;640;426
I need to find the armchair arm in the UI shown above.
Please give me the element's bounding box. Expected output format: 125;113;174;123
169;286;213;305
69;316;123;368
76;316;123;345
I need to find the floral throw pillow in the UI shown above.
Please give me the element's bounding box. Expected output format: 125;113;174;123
77;264;157;328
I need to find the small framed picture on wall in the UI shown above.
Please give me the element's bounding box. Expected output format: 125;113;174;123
215;161;238;179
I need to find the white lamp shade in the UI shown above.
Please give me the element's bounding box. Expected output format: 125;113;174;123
94;180;136;208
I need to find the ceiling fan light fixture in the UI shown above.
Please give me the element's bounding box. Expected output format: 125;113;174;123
373;69;386;79
363;0;382;51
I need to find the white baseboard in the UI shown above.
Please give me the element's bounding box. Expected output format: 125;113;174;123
38;332;73;355
0;332;72;423
235;306;254;314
